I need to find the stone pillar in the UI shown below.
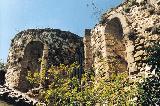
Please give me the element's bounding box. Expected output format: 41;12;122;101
123;28;137;76
40;44;49;88
125;38;136;76
83;29;93;70
40;44;49;70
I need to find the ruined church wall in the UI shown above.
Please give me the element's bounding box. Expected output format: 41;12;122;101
6;29;83;92
84;0;160;78
120;0;160;77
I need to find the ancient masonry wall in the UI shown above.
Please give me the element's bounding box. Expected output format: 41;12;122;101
5;0;160;92
84;0;160;78
83;29;93;70
6;28;83;92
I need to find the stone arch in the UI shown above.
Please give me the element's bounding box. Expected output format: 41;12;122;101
20;41;44;92
6;29;83;92
24;41;44;71
105;16;128;74
107;13;129;34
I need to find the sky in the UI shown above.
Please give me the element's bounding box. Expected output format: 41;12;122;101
0;0;123;62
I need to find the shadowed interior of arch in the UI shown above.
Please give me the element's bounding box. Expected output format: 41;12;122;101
21;41;44;92
105;17;128;74
24;41;44;71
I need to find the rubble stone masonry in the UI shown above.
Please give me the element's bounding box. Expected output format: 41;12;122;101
83;0;160;78
5;0;160;92
6;28;83;92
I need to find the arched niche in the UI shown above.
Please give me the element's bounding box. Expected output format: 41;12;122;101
105;17;128;74
24;41;44;71
20;41;44;92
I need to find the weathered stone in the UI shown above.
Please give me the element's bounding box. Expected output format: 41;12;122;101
135;46;144;50
0;85;45;106
126;45;134;52
3;0;160;105
84;0;160;76
134;56;142;61
6;29;84;92
134;50;145;57
136;0;145;4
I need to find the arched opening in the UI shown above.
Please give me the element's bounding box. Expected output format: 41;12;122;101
105;17;128;74
20;41;44;92
24;41;44;71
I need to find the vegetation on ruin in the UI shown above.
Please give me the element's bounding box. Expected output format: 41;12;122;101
138;41;160;105
0;60;5;71
26;41;160;106
27;62;139;106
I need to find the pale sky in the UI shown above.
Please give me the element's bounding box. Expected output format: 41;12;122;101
0;0;123;62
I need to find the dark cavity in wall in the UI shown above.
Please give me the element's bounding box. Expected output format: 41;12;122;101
105;17;127;74
20;41;44;92
0;70;6;85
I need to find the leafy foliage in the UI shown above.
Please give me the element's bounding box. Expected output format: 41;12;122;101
145;41;160;73
138;75;160;105
27;62;138;106
0;59;5;71
94;73;139;106
26;41;160;106
138;41;160;105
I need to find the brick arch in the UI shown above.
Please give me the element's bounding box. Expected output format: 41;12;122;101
104;15;128;74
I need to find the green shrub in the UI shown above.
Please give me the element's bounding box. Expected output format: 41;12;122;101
138;41;160;105
0;59;5;71
27;61;139;106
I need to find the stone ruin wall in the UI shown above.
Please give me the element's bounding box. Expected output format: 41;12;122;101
4;0;160;93
6;28;83;92
84;0;160;79
2;0;160;105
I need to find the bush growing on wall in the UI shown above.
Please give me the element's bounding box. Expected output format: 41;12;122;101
27;62;139;106
27;41;160;106
26;40;160;106
0;59;5;71
138;41;160;105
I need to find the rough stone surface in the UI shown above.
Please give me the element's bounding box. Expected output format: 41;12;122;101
3;0;160;105
6;28;84;92
83;0;160;78
0;85;45;106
